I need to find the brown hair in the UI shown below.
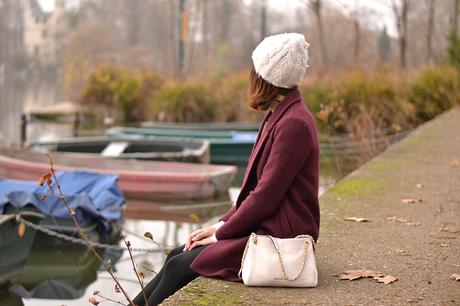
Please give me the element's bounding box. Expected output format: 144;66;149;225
247;67;293;111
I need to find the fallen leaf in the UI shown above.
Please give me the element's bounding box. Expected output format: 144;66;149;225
401;198;423;204
450;274;460;281
387;215;420;226
144;232;154;240
440;224;460;234
138;271;145;279
189;213;200;223
451;159;459;167
373;275;398;284
17;222;26;237
387;216;410;223
416;183;423;189
344;217;370;223
338;269;384;281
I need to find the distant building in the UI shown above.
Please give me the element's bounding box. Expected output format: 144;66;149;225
22;0;66;66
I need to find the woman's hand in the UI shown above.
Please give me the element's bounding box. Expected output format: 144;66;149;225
184;227;216;251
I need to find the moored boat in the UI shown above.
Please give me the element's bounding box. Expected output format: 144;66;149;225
140;121;259;132
107;126;257;165
28;136;210;164
0;148;237;201
0;208;44;287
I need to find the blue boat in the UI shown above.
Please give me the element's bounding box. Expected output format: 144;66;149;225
0;171;126;289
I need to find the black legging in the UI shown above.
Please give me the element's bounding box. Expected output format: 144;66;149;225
132;244;207;306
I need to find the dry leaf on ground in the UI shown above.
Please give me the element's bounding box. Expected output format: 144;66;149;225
339;270;397;285
387;216;410;223
374;275;398;284
401;198;423;204
338;269;383;280
450;274;460;281
416;183;423;188
344;217;370;223
451;158;459;167
387;215;420;226
440;224;460;234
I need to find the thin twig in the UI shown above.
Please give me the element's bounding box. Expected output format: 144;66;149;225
46;154;135;306
95;293;126;306
121;231;149;306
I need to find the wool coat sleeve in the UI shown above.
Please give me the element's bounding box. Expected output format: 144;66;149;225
218;206;236;222
215;118;312;241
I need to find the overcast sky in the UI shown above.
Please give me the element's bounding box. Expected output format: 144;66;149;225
37;0;397;36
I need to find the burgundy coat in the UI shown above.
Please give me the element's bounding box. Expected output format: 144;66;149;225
190;89;320;281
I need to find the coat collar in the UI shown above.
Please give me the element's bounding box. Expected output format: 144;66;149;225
238;89;302;201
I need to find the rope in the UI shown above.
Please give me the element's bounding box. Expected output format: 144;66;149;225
17;216;164;253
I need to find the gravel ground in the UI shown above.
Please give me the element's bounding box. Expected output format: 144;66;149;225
163;108;460;306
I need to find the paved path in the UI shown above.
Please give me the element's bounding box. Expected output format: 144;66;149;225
163;108;460;305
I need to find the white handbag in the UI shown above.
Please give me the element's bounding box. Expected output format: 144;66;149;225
239;233;318;287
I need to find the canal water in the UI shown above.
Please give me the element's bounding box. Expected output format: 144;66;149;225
0;84;348;305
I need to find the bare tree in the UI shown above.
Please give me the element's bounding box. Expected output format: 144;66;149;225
392;0;410;68
426;0;435;64
260;0;267;40
308;0;329;70
202;0;209;75
454;0;459;35
352;0;361;62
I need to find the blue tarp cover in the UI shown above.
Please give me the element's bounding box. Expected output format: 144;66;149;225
0;171;125;228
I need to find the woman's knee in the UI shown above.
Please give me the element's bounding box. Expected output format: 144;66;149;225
165;245;185;261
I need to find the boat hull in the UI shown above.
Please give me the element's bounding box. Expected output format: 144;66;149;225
28;136;210;164
0;210;43;287
0;148;237;201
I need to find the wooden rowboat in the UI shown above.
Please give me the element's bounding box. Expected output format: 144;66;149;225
0;148;237;202
28;136;210;164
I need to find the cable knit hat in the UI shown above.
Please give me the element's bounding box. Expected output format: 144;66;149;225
252;33;309;89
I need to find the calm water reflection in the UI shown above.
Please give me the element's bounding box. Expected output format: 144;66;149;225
18;218;217;306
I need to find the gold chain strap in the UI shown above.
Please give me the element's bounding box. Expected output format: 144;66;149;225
272;236;311;281
238;233;316;281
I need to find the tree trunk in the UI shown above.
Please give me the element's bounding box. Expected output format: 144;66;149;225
260;0;267;40
178;0;186;76
392;0;409;69
353;0;361;62
169;0;177;77
310;0;328;71
202;0;209;76
454;0;459;36
426;0;435;64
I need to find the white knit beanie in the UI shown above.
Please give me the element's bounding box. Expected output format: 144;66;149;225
252;33;309;89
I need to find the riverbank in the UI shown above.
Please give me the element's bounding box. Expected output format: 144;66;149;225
162;107;460;305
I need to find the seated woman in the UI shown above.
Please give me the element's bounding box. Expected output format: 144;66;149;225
133;32;320;306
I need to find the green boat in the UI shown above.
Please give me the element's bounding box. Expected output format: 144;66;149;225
0;208;44;288
140;121;259;132
28;136;210;164
107;127;259;165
